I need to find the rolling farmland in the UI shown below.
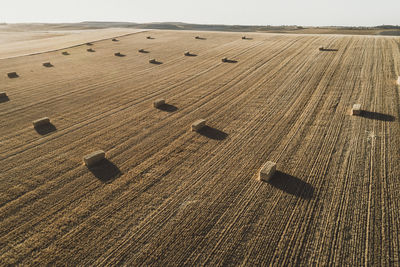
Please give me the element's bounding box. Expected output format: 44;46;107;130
1;29;400;265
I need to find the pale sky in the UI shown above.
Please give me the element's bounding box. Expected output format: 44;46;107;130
1;0;399;26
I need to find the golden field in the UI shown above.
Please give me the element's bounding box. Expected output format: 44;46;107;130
1;28;400;265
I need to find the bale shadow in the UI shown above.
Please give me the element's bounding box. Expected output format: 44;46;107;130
195;37;206;40
7;73;19;78
87;49;95;52
146;36;155;39
184;53;197;57
268;171;314;199
62;51;70;55
114;53;126;57
43;63;54;67
319;48;338;52
112;38;119;42
86;43;94;46
150;60;163;65
222;59;238;63
157;103;178;112
242;37;253;40
34;123;57;135
198;126;228;140
0;96;10;103
359;111;395;121
139;49;149;53
88;159;122;183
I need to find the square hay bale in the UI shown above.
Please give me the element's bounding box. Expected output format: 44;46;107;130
259;161;276;182
0;92;7;98
43;62;53;67
222;57;228;62
191;119;206;132
153;98;165;108
33;117;50;128
114;52;122;56
7;72;19;78
149;59;157;64
352;104;361;115
83;150;105;167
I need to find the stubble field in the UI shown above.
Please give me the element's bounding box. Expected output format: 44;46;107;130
1;29;400;265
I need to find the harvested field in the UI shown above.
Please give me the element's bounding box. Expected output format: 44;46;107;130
1;29;400;266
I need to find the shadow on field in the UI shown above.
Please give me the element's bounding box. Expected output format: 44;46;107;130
157;103;178;112
268;171;314;199
222;58;238;63
359;111;395;122
198;126;228;140
0;96;10;103
34;123;57;135
88;159;122;183
184;52;197;57
43;63;54;68
319;48;339;52
150;60;163;65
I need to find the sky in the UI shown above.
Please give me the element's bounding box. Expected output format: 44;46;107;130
1;0;399;27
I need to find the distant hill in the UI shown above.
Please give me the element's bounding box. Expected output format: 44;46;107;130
3;21;400;36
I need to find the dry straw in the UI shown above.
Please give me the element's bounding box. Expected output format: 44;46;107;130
351;104;361;115
32;117;50;128
191;119;206;132
153;99;165;108
259;161;276;182
83;150;106;167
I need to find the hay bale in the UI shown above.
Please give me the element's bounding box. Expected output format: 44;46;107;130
319;47;324;51
149;59;157;64
191;119;206;132
259;161;276;182
87;48;95;52
83;150;105;167
153;98;165;108
0;92;7;98
352;104;361;115
221;57;228;62
33;117;50;128
42;62;53;67
7;72;18;78
242;36;246;39
184;51;191;56
146;36;152;39
138;49;147;53
62;51;69;55
114;52;123;56
112;38;118;42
